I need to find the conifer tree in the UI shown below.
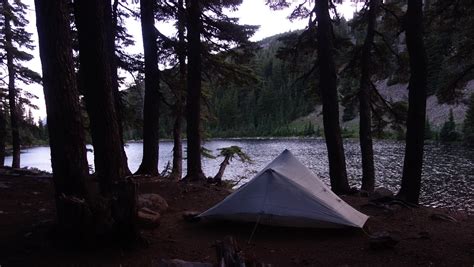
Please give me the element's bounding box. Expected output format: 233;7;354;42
358;0;380;193
463;94;474;146
136;0;160;175
0;0;40;168
439;109;460;142
397;0;428;204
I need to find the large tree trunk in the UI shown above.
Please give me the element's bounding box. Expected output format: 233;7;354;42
315;0;350;194
136;0;160;176
397;0;428;204
359;0;379;193
184;0;206;181
171;113;183;179
34;0;90;238
107;0;131;176
0;108;6;167
74;0;138;242
2;0;21;168
74;0;130;191
170;0;186;180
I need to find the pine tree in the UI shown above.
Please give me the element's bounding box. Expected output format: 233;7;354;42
74;0;138;243
439;109;460;142
181;0;257;181
0;105;6;166
359;0;380;193
135;0;160;176
315;0;350;194
463;94;474;146
35;0;90;240
0;0;41;168
424;118;434;140
397;0;428;204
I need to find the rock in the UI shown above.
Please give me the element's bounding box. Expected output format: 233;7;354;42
156;259;212;267
369;231;400;250
137;207;161;229
182;211;201;223
138;193;169;213
369;187;394;202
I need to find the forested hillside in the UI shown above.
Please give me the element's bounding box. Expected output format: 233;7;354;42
122;12;473;140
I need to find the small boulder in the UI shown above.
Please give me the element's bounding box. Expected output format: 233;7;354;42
138;193;169;213
369;187;394;202
137;207;161;229
369;231;400;250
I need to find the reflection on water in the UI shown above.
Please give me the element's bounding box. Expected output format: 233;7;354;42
5;138;474;213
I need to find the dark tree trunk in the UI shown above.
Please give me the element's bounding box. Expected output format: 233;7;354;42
171;113;183;179
359;0;379;193
74;0;132;191
315;0;350;194
213;155;230;183
2;1;20;168
170;0;186;180
136;0;160;176
184;0;206;181
34;0;90;236
0;108;6;167
74;0;138;243
107;0;131;176
397;0;428;204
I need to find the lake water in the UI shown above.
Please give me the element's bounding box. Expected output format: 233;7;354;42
5;138;474;213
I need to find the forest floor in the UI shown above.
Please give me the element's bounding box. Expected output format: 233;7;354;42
0;171;473;266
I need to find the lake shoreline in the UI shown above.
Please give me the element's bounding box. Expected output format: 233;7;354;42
5;139;474;213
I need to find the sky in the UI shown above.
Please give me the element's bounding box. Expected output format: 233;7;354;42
20;0;363;120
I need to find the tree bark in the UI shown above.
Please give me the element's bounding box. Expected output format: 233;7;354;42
107;0;131;176
213;155;230;183
359;0;379;193
170;0;186;180
2;0;21;168
315;0;350;194
397;0;428;204
184;0;206;181
136;0;160;176
74;0;131;193
74;0;138;243
34;0;90;237
0;108;6;167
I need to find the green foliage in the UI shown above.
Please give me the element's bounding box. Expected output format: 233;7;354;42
463;94;474;146
217;146;252;163
207;31;318;137
201;147;216;159
440;110;461;142
425;0;474;102
341;127;357;139
424;119;434;140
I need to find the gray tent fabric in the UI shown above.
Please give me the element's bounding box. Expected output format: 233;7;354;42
198;149;369;228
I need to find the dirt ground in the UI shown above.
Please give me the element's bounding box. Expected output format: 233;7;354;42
0;172;473;266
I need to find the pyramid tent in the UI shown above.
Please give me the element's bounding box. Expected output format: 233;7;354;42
198;149;369;228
